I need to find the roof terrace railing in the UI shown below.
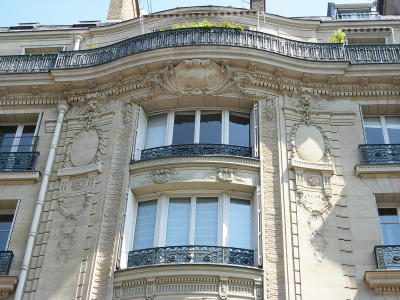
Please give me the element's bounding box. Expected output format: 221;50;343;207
1;27;400;74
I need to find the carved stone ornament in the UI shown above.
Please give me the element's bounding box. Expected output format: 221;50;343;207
57;175;95;266
216;168;236;183
0;87;8;97
285;87;328;111
32;86;40;94
163;59;230;95
152;169;175;184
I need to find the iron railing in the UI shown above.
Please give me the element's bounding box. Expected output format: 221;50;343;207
359;144;400;164
0;251;13;275
139;143;252;160
375;245;400;269
1;28;400;74
0;152;40;170
128;246;254;268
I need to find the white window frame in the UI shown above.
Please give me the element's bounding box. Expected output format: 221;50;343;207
129;190;256;252
0;200;20;251
377;203;400;244
363;115;400;144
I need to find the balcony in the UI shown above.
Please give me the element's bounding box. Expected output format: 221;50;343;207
139;144;252;161
375;245;400;269
0;136;40;171
359;144;400;165
0;251;13;275
1;27;400;74
128;246;254;268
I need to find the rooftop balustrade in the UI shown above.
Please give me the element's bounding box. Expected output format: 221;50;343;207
1;28;400;74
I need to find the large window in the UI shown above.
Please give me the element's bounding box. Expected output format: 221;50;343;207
363;116;400;144
131;193;253;251
143;109;250;149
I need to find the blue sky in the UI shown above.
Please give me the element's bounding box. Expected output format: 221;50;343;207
0;0;366;27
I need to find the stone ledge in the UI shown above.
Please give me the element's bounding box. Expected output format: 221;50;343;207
290;158;335;173
57;162;102;178
0;276;18;300
365;270;400;295
356;164;400;176
0;171;40;182
114;264;263;300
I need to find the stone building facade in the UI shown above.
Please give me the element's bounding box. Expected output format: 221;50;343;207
0;3;400;300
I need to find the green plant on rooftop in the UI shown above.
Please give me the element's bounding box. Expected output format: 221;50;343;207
171;18;243;31
328;29;346;43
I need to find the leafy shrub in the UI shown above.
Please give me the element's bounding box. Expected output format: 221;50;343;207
171;18;243;31
328;29;346;43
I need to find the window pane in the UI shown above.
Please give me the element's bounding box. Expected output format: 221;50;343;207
230;199;251;249
17;125;36;152
0;126;18;152
378;208;399;223
380;224;400;245
229;112;250;147
172;111;195;145
166;198;191;246
364;117;385;144
144;114;167;149
378;208;400;245
195;197;218;246
0;232;9;251
133;200;157;250
200;111;221;144
386;117;400;144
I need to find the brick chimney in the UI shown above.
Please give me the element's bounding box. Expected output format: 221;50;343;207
250;0;265;12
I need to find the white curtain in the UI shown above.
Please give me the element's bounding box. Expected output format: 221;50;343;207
144;113;167;149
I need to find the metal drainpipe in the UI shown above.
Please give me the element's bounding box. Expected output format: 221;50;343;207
14;102;69;300
73;34;84;51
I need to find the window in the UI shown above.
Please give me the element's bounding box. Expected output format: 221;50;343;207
143;109;250;148
131;193;253;251
0;123;40;170
378;208;400;245
0;215;14;251
133;106;258;161
363;116;400;144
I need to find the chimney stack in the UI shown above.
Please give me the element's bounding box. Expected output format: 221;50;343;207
250;0;265;12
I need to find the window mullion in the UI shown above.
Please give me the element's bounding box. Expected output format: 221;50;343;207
189;196;196;245
222;110;229;144
380;115;390;144
194;110;200;144
221;193;229;247
166;111;174;145
156;195;168;247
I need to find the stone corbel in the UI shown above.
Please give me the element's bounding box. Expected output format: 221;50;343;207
294;168;305;199
145;277;155;300
322;172;332;200
219;276;228;300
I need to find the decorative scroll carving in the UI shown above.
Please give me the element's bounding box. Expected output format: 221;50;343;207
216;168;236;183
152;169;175;184
285;88;328;111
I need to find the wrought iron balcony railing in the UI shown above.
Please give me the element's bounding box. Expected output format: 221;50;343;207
128;246;254;268
1;27;400;74
0;251;13;275
358;144;400;164
0;152;40;171
375;245;400;269
139;143;252;160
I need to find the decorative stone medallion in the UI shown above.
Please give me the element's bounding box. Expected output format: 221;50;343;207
70;130;99;167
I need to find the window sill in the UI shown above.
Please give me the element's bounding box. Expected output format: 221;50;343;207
365;270;400;295
356;164;400;176
0;170;40;182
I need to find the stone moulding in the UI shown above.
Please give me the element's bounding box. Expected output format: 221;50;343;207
290;158;335;172
356;164;400;176
0;171;40;182
113;264;262;300
57;162;102;177
0;276;18;300
365;270;400;295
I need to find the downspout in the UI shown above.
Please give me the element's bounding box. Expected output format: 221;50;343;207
14;102;69;300
73;34;84;51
